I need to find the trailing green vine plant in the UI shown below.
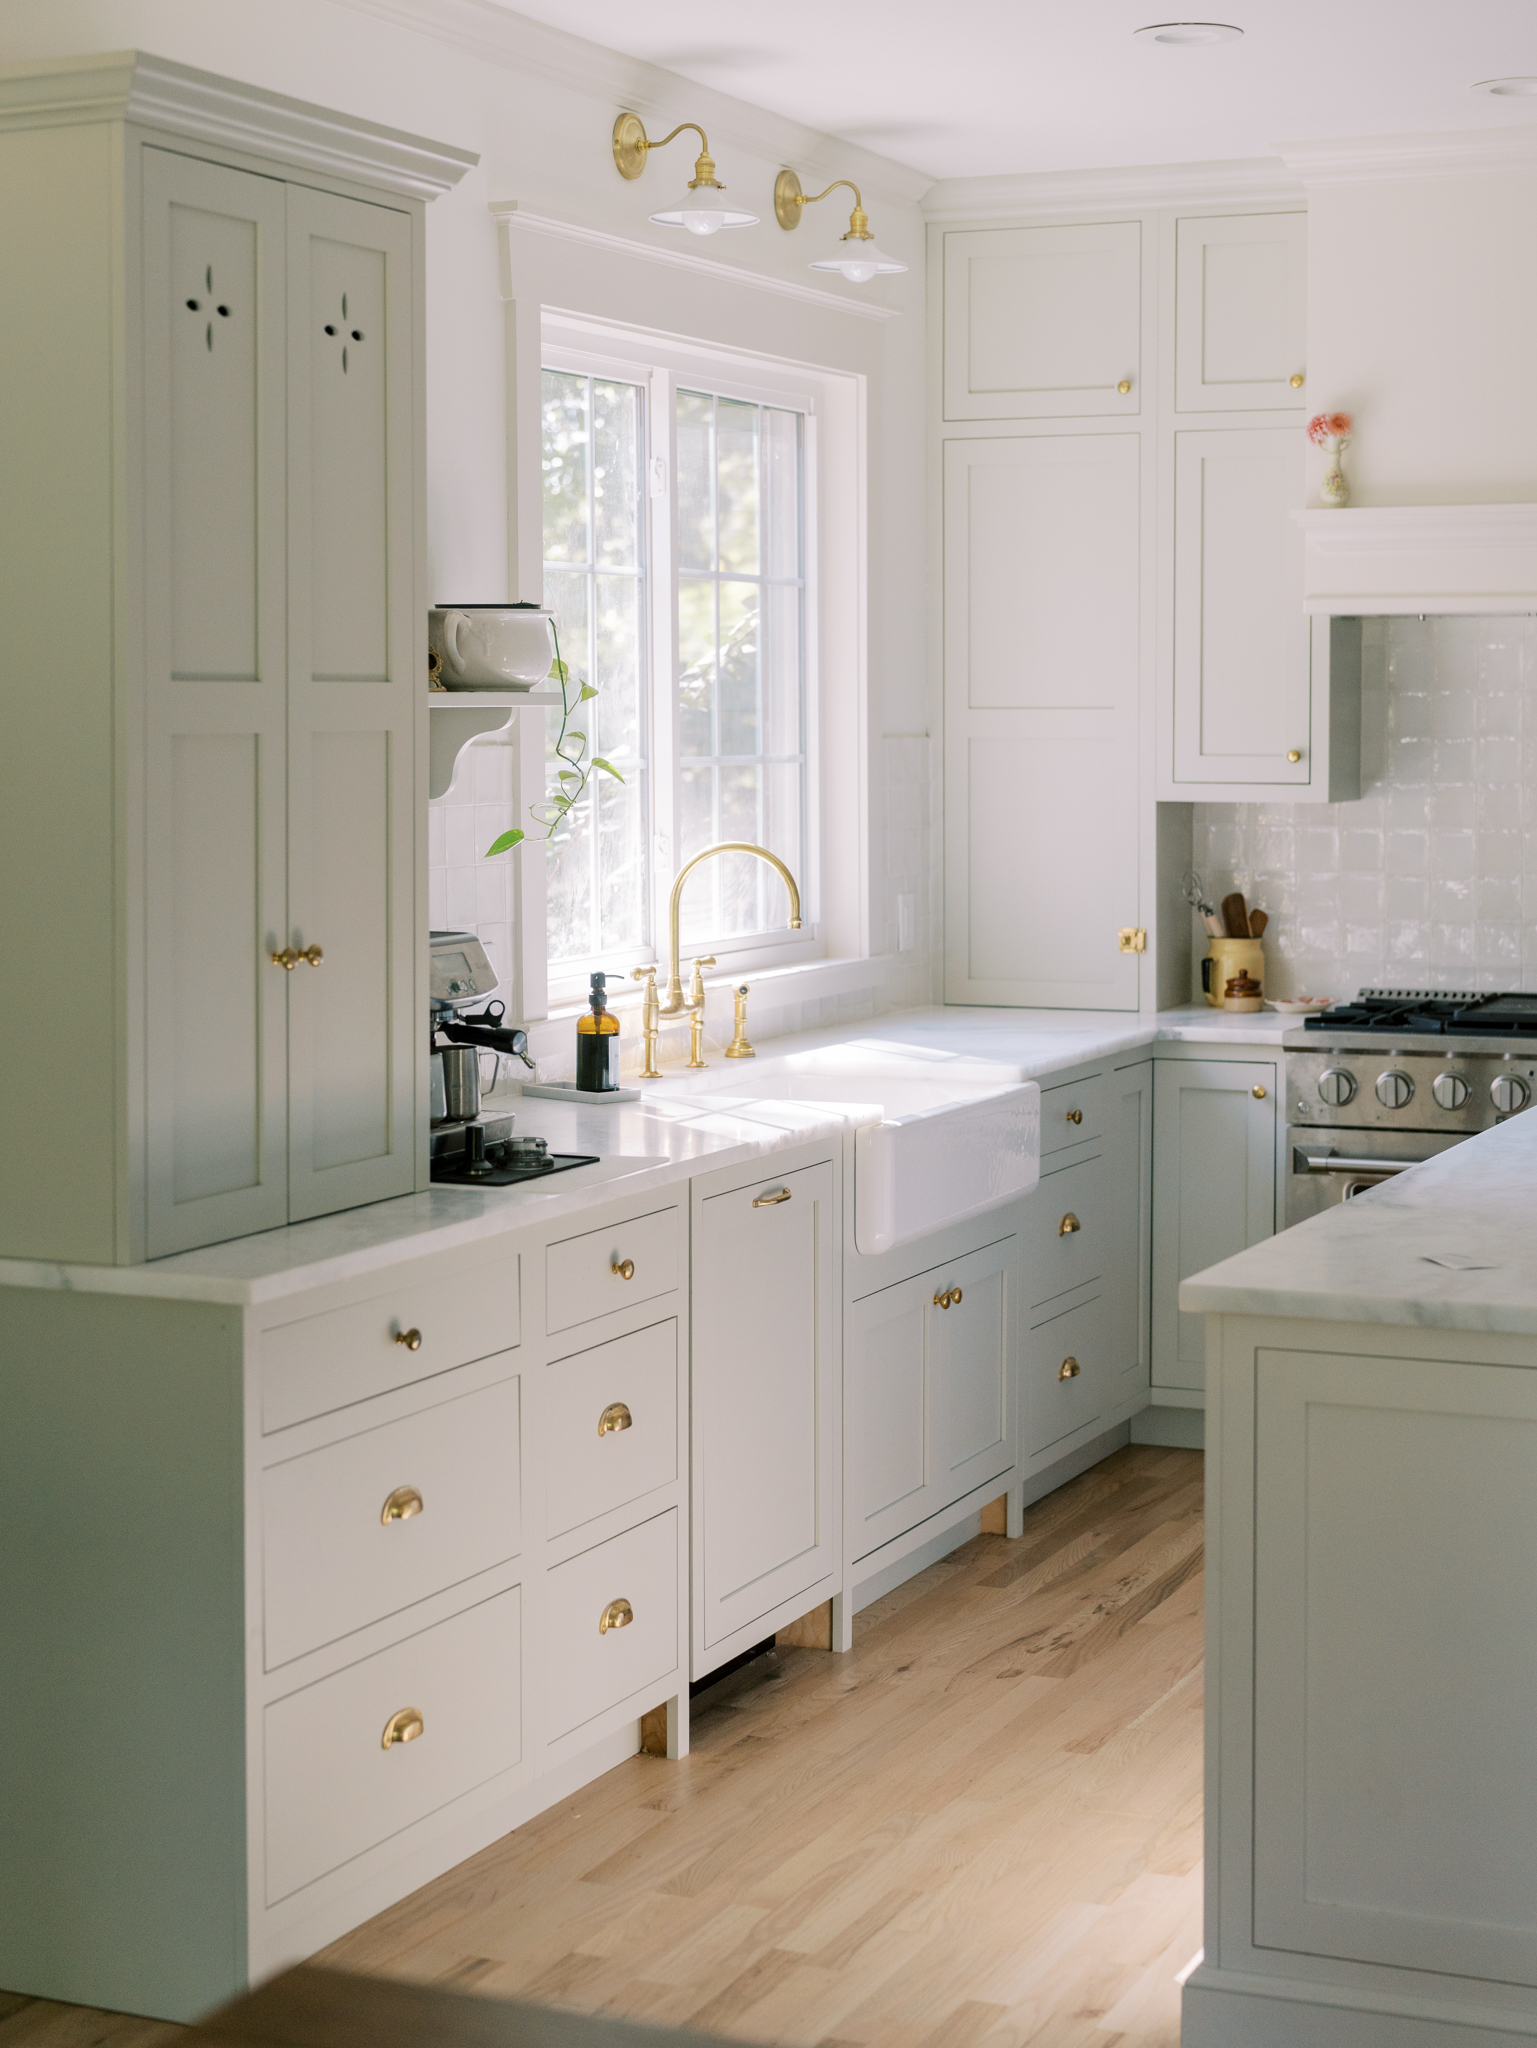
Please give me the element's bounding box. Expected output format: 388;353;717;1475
485;622;623;857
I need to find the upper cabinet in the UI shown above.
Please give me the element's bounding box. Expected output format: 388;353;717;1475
943;222;1143;420
1174;212;1308;411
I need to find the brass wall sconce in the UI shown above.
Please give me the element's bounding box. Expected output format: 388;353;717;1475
774;169;907;283
612;113;759;235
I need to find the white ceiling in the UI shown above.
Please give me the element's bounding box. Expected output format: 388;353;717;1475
488;0;1537;181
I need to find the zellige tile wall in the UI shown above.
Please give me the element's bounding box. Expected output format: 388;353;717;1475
1193;616;1537;1000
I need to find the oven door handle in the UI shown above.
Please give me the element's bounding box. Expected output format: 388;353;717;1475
1293;1150;1416;1176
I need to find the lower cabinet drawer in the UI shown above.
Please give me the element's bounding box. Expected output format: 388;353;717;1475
1026;1291;1105;1456
545;1510;678;1742
1024;1152;1106;1308
261;1371;521;1669
1040;1071;1106;1157
546;1205;679;1336
263;1586;522;1905
544;1321;677;1539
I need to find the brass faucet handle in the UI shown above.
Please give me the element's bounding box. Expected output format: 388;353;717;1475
687;954;717;1007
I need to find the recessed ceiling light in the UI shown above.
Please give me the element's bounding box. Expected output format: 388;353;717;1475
1472;76;1537;96
1134;21;1244;45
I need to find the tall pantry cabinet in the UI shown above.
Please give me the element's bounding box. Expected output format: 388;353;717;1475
0;54;474;1264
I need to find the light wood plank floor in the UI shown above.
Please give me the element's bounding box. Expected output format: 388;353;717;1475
6;1443;1204;2048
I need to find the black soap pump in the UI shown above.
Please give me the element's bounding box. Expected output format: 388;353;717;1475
576;972;620;1092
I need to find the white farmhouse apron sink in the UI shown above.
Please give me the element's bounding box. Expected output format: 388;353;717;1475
654;1044;1041;1255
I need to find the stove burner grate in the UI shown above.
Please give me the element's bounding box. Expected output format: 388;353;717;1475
1303;991;1537;1036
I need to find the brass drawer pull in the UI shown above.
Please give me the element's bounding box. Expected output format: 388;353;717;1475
381;1706;424;1749
1058;1212;1080;1236
612;1258;635;1280
381;1485;423;1524
933;1285;963;1309
753;1187;792;1207
1065;1108;1082;1124
600;1598;633;1634
394;1327;423;1352
1252;1084;1267;1100
598;1402;633;1436
270;944;324;970
1059;1356;1080;1381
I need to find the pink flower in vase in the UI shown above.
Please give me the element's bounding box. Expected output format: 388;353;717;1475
1307;411;1354;505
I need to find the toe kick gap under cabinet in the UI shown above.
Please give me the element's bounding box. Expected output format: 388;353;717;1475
0;58;476;1265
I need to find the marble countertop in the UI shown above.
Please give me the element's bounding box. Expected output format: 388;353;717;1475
0;1002;1283;1308
1181;1109;1537;1335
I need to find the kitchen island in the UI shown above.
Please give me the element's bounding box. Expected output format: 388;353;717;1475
1180;1108;1537;2048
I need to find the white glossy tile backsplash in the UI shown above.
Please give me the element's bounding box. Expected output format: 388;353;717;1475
427;729;520;997
1193;616;1537;1000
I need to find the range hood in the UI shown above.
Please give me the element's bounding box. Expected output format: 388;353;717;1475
1280;126;1537;615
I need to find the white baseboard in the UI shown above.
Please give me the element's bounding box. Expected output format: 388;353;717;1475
1183;1966;1537;2047
1131;1404;1205;1448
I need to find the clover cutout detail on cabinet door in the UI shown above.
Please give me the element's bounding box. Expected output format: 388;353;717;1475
322;291;367;375
183;264;233;352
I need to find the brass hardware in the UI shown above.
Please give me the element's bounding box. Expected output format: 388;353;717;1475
428;646;445;691
1117;377;1132;395
299;944;323;967
1118;927;1147;954
613;112;721;191
599;1598;634;1634
631;966;662;1078
933;1285;964;1309
598;1402;633;1437
662;845;801;1014
381;1707;424;1749
394;1327;423;1352
753;1187;792;1208
271;948;299;971
1290;372;1305;388
687;1007;708;1069
775;167;875;243
612;1258;635;1280
1058;1213;1081;1236
687;953;717;1010
1252;1084;1267;1099
381;1485;423;1525
725;982;755;1059
1286;749;1302;763
1065;1108;1083;1124
1058;1356;1080;1381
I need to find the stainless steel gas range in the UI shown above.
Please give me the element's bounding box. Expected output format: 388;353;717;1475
1284;990;1537;1227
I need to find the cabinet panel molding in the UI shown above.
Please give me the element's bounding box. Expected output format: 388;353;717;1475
1175;211;1307;412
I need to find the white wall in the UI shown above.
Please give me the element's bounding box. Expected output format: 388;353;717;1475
0;0;933;1030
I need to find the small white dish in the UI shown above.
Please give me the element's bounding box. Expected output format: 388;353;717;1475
1267;996;1334;1014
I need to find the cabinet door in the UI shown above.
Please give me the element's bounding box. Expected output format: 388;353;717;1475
285;185;418;1221
142;150;290;1256
1175;212;1306;412
693;1161;836;1664
943;222;1143;421
943;434;1142;1008
1171;428;1312;788
1106;1062;1153;1387
1151;1060;1276;1391
929;1237;1016;1511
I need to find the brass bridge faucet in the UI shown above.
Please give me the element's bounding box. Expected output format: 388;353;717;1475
660;842;802;1015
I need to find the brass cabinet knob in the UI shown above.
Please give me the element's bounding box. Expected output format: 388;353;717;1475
1286;749;1302;764
394;1327;423;1351
600;1598;634;1634
300;944;323;967
271;947;299;970
1117;377;1132;394
1252;1085;1267;1099
598;1402;633;1436
752;1187;792;1208
381;1707;424;1749
381;1485;423;1524
1065;1108;1083;1124
1058;1356;1080;1381
612;1258;635;1280
1058;1213;1081;1236
932;1285;963;1309
1290;372;1305;388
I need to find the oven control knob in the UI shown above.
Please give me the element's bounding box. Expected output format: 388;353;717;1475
1375;1069;1415;1109
1431;1071;1470;1111
1317;1067;1357;1107
1491;1072;1531;1115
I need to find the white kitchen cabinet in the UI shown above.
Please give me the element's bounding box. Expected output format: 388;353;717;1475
1025;1285;1108;1457
942;433;1143;1008
1106;1061;1153;1387
691;1150;839;1674
846;1235;1017;1565
1151;1059;1276;1393
1174;211;1307;412
942;221;1144;421
0;57;471;1266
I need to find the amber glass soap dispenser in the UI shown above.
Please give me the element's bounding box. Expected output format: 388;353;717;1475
576;971;620;1091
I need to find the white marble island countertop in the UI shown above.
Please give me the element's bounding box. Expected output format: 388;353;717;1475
1182;1109;1537;1336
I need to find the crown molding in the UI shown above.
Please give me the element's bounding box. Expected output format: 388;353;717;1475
0;48;477;197
1277;123;1537;186
921;155;1302;223
329;0;931;209
491;202;901;322
1297;504;1537;615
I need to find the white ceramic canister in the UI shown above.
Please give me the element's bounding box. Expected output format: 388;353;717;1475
429;604;556;690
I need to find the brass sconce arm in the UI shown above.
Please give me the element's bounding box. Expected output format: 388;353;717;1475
614;113;723;189
660;842;802;1015
775;168;872;240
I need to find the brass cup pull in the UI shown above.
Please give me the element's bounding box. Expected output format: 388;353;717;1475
381;1707;424;1749
1058;1213;1081;1236
394;1327;423;1352
753;1187;792;1208
381;1485;423;1525
600;1598;633;1634
1065;1108;1083;1124
598;1402;633;1436
1252;1085;1267;1100
1059;1356;1081;1382
612;1258;635;1280
933;1285;963;1309
271;947;299;971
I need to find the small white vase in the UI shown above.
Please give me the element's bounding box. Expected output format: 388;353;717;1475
1320;445;1350;507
